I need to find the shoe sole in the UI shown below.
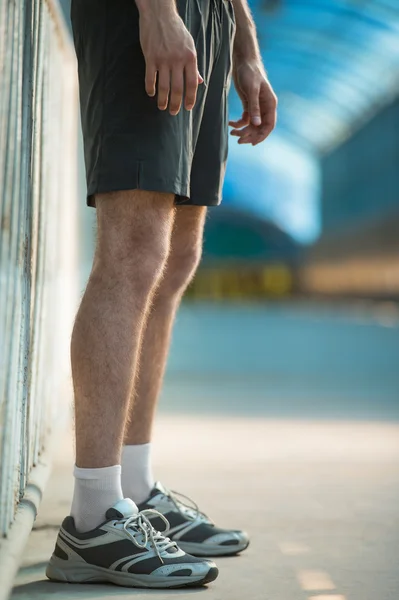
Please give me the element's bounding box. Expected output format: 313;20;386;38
177;540;250;557
46;557;218;589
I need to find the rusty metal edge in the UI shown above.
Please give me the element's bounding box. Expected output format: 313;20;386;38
0;447;52;600
0;1;76;595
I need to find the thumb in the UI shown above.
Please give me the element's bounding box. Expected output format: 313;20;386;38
248;87;261;126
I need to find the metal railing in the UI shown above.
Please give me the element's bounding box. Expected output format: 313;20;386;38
0;0;78;537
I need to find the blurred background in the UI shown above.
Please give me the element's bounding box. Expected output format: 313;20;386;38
65;0;399;421
2;1;399;599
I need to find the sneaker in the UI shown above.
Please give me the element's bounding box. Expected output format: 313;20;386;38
46;498;218;588
138;482;250;557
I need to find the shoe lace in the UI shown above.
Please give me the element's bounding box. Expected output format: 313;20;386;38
166;488;213;525
119;509;176;564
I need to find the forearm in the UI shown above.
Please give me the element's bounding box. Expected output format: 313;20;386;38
135;0;177;17
231;0;262;64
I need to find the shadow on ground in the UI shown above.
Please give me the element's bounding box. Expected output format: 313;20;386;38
13;564;208;599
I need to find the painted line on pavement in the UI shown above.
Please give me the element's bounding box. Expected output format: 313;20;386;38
297;569;336;591
308;596;346;600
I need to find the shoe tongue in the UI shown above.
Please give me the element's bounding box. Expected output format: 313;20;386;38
106;498;139;520
109;493;179;555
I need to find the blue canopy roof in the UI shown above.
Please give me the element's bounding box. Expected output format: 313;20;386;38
223;0;399;242
240;0;399;153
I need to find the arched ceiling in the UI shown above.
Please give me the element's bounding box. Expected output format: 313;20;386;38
238;0;399;153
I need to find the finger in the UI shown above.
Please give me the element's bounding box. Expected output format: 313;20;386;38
260;107;277;131
232;131;253;144
256;119;276;139
230;124;253;137
234;118;274;141
229;112;250;128
232;129;263;144
198;71;204;84
230;110;250;128
169;67;184;115
145;63;157;97
184;56;199;110
230;128;252;137
250;124;274;145
229;120;246;128
240;130;255;142
238;136;252;144
248;85;261;126
260;90;278;129
157;67;170;110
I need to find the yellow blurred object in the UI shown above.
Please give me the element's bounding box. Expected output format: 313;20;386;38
186;264;293;300
300;256;399;297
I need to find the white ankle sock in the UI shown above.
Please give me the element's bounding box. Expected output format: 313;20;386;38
121;444;155;504
70;465;124;532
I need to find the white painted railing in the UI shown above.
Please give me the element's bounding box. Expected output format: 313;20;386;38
0;0;78;537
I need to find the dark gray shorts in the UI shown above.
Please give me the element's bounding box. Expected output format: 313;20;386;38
70;0;236;207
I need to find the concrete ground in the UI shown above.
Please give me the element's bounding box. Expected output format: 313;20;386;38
11;303;399;600
12;416;399;600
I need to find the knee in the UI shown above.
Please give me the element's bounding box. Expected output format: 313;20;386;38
91;190;175;301
94;231;169;296
158;241;202;300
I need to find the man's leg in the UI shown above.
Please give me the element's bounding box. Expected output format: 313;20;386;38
48;193;218;588
121;206;206;502
71;189;175;531
119;204;249;557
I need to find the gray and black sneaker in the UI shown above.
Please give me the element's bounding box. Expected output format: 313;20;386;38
46;498;218;589
138;482;250;557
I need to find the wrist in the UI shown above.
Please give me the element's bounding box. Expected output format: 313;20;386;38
233;48;262;69
233;47;260;64
233;56;267;81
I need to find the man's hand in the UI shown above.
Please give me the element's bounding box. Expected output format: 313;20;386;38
229;61;277;146
229;0;277;145
136;0;203;115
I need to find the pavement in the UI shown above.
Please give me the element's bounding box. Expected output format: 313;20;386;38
11;303;399;600
11;415;399;600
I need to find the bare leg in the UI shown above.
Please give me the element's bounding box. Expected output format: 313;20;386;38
124;206;207;446
72;190;175;468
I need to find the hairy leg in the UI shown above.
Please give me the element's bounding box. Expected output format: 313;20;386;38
124;206;207;445
72;190;175;468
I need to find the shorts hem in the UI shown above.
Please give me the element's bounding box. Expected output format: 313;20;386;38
86;181;221;208
177;192;221;207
